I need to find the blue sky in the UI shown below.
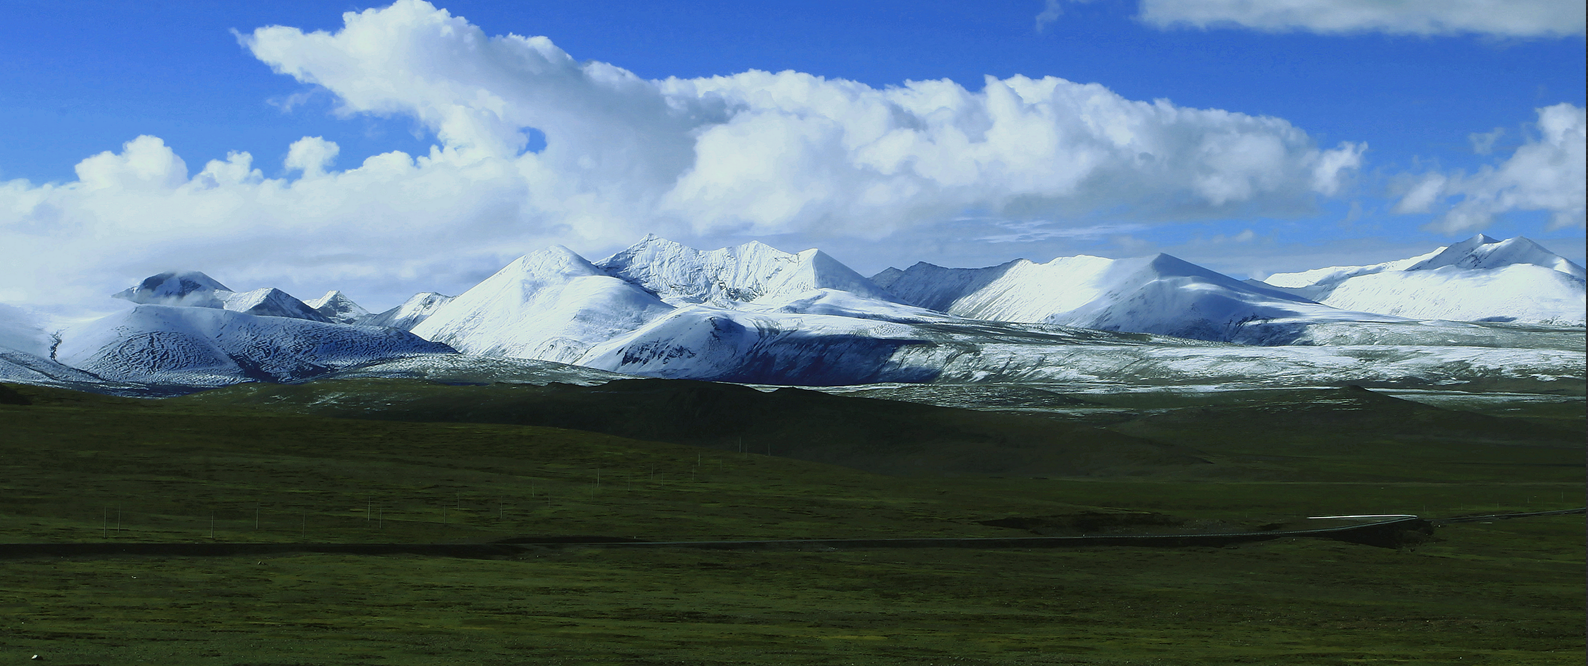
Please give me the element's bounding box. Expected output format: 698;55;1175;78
1;0;1583;311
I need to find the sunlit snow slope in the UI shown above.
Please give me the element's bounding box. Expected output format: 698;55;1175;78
411;246;674;363
366;292;454;331
597;234;895;306
874;253;1399;343
1262;236;1586;325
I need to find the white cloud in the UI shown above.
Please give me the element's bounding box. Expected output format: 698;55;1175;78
1468;128;1505;155
0;0;1365;311
1393;174;1447;214
284;136;340;177
73;135;188;192
1404;104;1586;234
1140;0;1587;37
1035;0;1095;33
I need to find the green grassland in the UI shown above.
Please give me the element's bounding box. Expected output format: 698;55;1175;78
0;379;1582;664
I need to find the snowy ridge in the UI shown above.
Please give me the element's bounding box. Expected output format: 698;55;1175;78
1304;265;1585;325
54;304;453;386
1260;236;1586;325
1406;235;1585;277
577;304;943;385
306;290;371;325
877;252;1401;343
412;246;674;363
574;303;1582;388
111;270;328;322
1261;248;1445;292
6;234;1584;392
597;234;895;307
870;261;1021;312
366;292;455;331
219;288;329;322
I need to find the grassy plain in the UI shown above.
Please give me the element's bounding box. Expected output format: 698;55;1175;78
0;379;1582;664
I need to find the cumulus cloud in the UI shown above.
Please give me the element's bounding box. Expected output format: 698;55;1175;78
0;0;1365;310
1140;0;1587;37
1398;104;1586;233
285;136;340;177
74;135;189;192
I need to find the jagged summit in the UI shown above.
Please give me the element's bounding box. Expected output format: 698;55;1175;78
305;290;370;325
597;235;894;306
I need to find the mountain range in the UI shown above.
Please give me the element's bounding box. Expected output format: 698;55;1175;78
0;234;1582;392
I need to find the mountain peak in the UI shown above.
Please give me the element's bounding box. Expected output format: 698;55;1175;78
512;245;604;278
114;270;231;306
1407;234;1584;277
595;236;889;306
220;288;329;322
306;290;370;325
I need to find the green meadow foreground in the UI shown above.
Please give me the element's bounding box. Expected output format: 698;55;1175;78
0;380;1582;664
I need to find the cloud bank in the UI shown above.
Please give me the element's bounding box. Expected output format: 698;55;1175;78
1;0;1364;310
1140;0;1587;37
1396;103;1586;234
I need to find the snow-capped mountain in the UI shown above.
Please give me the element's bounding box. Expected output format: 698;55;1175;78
219;288;329;322
113;271;328;322
596;234;896;307
114;270;233;308
411;246;674;363
1259;248;1446;294
54;304;453;387
306;290;371;325
5;234;1583;394
366;292;454;331
871;260;1022;312
575;302;1583;387
577;303;941;385
873;252;1400;344
1261;236;1586;325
